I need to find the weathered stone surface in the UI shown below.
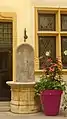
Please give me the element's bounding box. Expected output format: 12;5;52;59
16;43;35;82
8;82;40;114
6;43;40;114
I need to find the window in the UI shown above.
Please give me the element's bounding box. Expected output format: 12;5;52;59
38;36;56;69
35;7;67;71
0;12;17;81
38;13;56;31
0;22;12;49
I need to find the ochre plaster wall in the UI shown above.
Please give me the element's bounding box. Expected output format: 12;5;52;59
0;0;67;80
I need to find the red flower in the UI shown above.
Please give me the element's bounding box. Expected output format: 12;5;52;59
47;58;52;62
41;57;62;80
49;67;54;72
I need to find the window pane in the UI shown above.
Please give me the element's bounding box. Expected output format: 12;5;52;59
38;36;56;69
61;36;67;69
0;22;12;48
61;14;67;31
38;13;56;31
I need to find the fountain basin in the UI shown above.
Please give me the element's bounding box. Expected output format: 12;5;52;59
6;81;40;113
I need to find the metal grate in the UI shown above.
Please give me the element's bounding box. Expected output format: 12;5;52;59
38;36;56;69
38;13;56;31
61;14;67;31
0;22;12;48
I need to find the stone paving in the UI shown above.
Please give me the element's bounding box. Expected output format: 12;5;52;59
0;111;67;119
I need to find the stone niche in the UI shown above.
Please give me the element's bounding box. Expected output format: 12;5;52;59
7;43;40;113
16;43;35;82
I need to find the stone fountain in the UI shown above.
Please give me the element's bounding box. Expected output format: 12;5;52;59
6;29;40;113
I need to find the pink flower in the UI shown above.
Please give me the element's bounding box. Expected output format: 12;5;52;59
53;63;57;66
49;67;54;72
41;63;45;69
47;58;52;62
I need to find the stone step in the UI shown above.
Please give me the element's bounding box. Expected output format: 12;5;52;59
0;101;10;111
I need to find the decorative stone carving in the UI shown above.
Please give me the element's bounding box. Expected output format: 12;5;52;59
16;43;35;82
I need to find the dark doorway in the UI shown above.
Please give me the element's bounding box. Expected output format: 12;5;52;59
0;22;13;101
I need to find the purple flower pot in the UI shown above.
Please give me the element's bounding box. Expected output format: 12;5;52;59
40;90;63;116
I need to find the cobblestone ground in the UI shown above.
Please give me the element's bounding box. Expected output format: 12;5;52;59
0;112;67;119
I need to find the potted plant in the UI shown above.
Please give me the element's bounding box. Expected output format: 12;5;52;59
34;57;66;116
61;88;67;116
